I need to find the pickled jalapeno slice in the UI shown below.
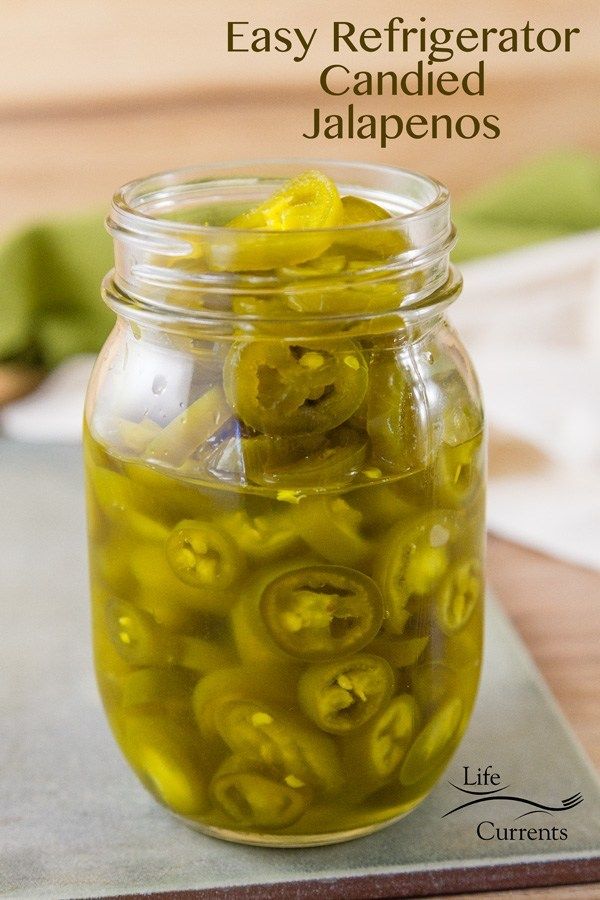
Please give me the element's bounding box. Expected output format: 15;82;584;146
193;665;300;739
290;496;371;566
374;511;457;634
344;694;420;782
213;171;343;271
332;195;409;260
146;386;231;467
367;354;425;473
105;598;231;672
243;426;367;490
260;565;384;660
435;432;483;508
210;755;310;828
217;699;343;792
166;519;242;590
399;697;463;786
370;635;429;668
298;653;394;734
121;667;195;713
126;717;207;816
435;558;482;635
411;662;458;715
223;339;368;436
219;509;299;561
131;542;237;617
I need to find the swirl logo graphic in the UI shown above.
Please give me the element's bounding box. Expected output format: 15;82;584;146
443;781;584;820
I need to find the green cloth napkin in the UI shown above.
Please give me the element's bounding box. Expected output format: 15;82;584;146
1;152;599;369
453;151;600;261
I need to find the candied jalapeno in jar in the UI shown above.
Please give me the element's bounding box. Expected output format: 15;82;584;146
86;160;484;847
223;338;368;436
260;565;384;661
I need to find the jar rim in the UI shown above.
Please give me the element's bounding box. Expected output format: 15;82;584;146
110;158;450;238
106;159;459;329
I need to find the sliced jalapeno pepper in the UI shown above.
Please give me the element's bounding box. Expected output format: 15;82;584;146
105;598;232;672
243;427;367;490
399;697;463;786
230;557;319;666
212;171;343;271
367;353;425;473
435;431;483;508
88;464;145;523
370;635;429;668
332;195;409;260
121;667;195;713
146;386;231;467
223;339;368;436
348;483;415;532
374;511;457;635
343;694;420;784
435;558;482;634
218;509;299;561
217;699;343;793
192;665;299;739
260;565;383;661
210;755;311;829
298;653;394;734
290;496;371;566
131;542;237;616
411;662;458;715
166;519;242;591
124;459;222;523
125;717;207;815
117;417;162;455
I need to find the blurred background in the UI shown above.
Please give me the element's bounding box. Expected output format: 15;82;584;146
1;1;599;766
1;0;598;230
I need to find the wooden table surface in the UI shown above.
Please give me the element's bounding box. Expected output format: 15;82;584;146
1;5;599;894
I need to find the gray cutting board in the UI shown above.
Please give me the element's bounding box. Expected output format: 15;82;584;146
1;441;599;899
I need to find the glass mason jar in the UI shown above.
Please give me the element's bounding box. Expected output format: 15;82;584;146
84;161;485;847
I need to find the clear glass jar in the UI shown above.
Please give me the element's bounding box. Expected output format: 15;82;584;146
84;161;485;847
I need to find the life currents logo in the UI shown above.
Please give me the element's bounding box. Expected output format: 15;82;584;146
444;765;583;842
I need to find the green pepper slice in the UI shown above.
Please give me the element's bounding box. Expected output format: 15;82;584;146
242;426;367;490
131;542;237;616
126;717;207;815
399;697;463;786
374;511;457;634
332;195;409;260
411;663;458;716
367;353;425;473
435;431;483;508
210;755;310;828
290;496;371;566
298;653;394;734
230;557;320;666
223;339;368;436
370;635;429;668
116;417;162;455
211;171;343;272
217;699;343;793
192;665;300;739
343;694;420;783
146;386;231;467
435;558;482;634
105;598;232;672
218;509;299;561
121;667;195;714
260;565;383;661
166;519;242;591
